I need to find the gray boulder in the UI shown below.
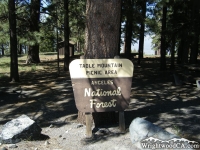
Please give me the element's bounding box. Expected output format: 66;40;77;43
0;115;42;144
129;117;179;144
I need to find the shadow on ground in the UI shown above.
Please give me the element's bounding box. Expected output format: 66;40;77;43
0;57;200;143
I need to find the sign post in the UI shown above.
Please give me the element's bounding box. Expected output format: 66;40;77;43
69;59;134;136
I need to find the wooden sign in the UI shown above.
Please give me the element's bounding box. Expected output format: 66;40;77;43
69;59;134;112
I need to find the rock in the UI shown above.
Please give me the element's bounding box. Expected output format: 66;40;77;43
129;117;179;144
44;140;50;146
0;115;42;144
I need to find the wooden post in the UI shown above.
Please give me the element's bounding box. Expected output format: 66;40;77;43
119;111;125;133
114;56;126;133
85;113;92;138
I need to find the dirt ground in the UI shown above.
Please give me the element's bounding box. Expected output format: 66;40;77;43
0;57;200;150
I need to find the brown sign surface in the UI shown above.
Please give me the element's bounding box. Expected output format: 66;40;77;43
69;59;134;112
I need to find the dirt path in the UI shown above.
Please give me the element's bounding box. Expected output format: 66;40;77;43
0;58;200;149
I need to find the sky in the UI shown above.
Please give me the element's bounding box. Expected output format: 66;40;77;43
131;35;154;55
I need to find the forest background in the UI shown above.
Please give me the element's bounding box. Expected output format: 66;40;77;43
0;0;200;82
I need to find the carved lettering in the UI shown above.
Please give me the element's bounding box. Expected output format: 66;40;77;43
105;70;117;74
84;87;121;97
79;64;95;68
86;70;102;75
90;99;117;108
91;80;113;85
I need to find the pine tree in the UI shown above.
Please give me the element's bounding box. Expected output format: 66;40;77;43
9;0;19;82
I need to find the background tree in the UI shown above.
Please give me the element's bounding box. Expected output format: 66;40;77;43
160;1;167;70
0;1;9;55
26;0;41;63
138;0;146;64
9;0;19;82
189;0;200;64
69;0;85;53
1;0;200;81
63;0;69;71
123;0;134;59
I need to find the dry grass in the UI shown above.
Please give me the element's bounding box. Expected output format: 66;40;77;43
0;54;64;79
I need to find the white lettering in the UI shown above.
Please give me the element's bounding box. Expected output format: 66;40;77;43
84;87;121;97
90;99;117;108
84;88;91;97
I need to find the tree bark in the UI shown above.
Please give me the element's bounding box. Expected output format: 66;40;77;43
170;0;177;70
138;0;146;64
26;0;40;64
9;0;19;82
177;39;183;64
64;0;70;71
124;0;133;60
160;4;167;70
181;31;189;64
1;44;4;55
117;0;122;56
18;44;23;55
78;0;121;126
189;0;199;64
84;0;121;58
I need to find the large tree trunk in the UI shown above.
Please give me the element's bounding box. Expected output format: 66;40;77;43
78;0;121;126
26;0;40;64
1;44;4;55
26;45;40;63
177;39;183;64
170;0;177;70
160;4;167;70
18;44;23;55
63;0;70;71
138;0;146;64
118;1;122;56
189;0;199;64
84;0;121;58
181;32;189;64
170;32;176;69
124;0;133;59
9;0;19;82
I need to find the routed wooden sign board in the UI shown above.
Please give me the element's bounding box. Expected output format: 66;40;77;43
69;59;134;113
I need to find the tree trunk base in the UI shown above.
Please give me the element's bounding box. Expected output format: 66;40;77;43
77;111;119;127
92;112;118;127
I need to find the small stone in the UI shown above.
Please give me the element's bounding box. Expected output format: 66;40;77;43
7;144;18;148
44;141;50;145
76;124;83;128
49;124;54;128
45;129;49;132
